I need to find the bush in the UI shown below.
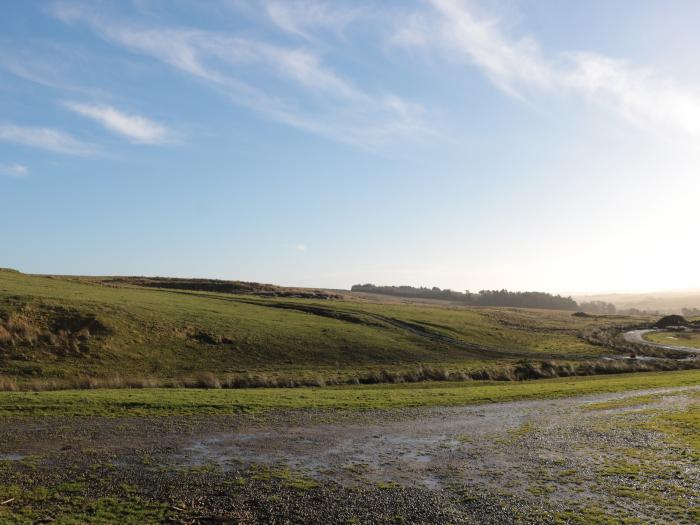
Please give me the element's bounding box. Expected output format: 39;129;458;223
654;315;689;328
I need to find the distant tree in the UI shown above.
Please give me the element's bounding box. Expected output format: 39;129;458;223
579;301;617;315
620;308;643;315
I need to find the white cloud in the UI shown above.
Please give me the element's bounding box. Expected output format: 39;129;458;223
564;53;700;137
0;124;95;155
398;0;700;138
49;1;430;148
260;1;366;39
65;102;170;144
255;46;363;100
426;0;554;95
0;163;29;177
293;243;307;252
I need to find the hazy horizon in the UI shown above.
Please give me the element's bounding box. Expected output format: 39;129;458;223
3;1;699;294
7;267;700;301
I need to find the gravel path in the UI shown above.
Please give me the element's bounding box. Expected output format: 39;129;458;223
0;386;698;524
176;386;698;487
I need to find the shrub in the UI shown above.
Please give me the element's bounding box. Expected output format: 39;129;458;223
191;372;222;389
0;326;12;346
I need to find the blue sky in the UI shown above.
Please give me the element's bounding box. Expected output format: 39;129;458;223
2;0;699;293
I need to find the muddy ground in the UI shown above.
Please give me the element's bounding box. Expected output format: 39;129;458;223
0;387;698;524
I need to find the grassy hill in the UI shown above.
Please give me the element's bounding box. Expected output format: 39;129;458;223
0;269;672;390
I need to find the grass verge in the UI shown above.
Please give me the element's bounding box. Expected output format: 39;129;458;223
0;369;698;417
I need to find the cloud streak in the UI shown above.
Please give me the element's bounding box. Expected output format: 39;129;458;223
65;102;171;144
0;46;109;98
43;0;698;147
398;0;700;138
0;124;95;155
564;52;700;137
260;0;366;39
49;1;430;148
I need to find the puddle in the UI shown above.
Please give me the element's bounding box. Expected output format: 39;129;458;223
176;428;464;490
0;453;25;461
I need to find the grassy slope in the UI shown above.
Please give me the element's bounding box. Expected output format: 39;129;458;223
645;330;700;349
0;369;698;417
0;270;650;385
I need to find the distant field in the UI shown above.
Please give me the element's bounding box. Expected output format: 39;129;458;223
0;269;660;390
574;290;700;314
645;330;700;349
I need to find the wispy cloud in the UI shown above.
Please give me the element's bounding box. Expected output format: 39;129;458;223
0;124;95;155
65;102;171;144
403;0;553;97
293;243;307;252
564;53;700;137
260;0;366;40
0;46;108;97
0;163;29;177
397;0;700;137
0;53;70;90
49;1;430;148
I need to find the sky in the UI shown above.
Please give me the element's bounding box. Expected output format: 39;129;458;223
1;0;699;294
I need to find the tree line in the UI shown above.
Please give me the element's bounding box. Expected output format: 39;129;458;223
351;284;580;310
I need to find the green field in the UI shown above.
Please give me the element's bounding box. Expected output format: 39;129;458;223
0;269;656;389
645;330;700;349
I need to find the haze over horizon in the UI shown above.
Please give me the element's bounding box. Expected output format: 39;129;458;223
2;0;699;294
10;267;700;300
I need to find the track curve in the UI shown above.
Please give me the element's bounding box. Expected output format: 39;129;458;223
623;329;700;355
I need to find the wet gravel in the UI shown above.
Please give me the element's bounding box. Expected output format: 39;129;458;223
0;448;538;524
0;386;698;524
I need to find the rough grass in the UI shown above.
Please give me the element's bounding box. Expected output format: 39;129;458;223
0;356;696;392
0;369;698;417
